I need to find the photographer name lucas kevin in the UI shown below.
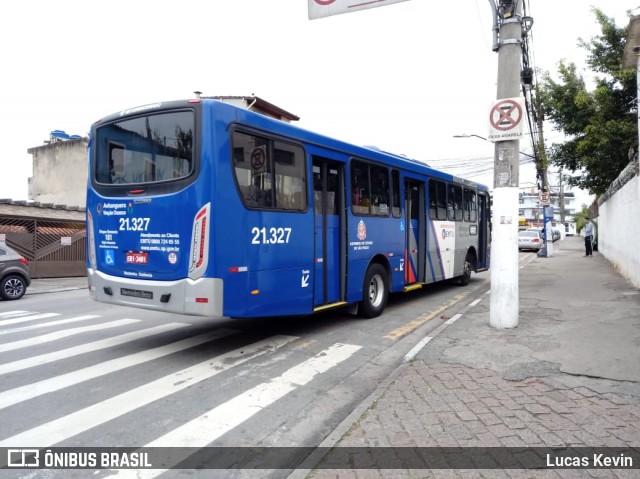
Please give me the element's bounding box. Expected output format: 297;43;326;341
547;453;633;468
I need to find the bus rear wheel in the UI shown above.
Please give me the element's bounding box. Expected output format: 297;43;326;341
457;253;474;286
359;264;388;318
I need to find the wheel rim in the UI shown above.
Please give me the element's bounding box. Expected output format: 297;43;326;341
4;278;24;298
368;274;384;308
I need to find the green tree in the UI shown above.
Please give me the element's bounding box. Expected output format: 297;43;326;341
538;8;637;196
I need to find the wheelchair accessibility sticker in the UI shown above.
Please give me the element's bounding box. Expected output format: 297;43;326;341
104;249;115;266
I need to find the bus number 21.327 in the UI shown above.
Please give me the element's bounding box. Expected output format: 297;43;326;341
119;217;150;231
251;227;292;245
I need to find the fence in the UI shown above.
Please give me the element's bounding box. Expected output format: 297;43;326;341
0;215;86;278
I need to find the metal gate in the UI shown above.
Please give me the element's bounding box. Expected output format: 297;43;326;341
0;216;86;278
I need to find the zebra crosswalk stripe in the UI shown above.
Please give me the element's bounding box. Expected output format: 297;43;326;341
0;328;239;410
0;318;140;353
107;343;362;478
0;310;29;318
0;314;101;335
0;322;188;376
0;335;298;447
0;312;60;326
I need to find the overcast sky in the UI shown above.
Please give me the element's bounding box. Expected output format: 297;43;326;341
0;0;635;206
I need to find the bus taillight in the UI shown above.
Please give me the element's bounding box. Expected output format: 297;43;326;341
87;210;97;270
188;203;211;280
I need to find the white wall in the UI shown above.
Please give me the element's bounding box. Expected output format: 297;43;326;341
597;175;640;289
28;138;88;208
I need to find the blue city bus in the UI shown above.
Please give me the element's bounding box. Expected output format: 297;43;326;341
86;98;490;318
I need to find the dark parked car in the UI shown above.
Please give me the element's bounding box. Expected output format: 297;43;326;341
0;245;31;300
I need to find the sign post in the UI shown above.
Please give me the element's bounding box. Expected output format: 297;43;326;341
537;205;554;258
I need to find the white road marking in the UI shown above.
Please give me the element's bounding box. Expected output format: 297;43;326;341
0;328;238;410
403;337;433;363
445;313;462;325
469;298;483;307
0;310;29;318
0;335;298;447
0;312;60;326
0;322;187;375
107;343;362;479
0;315;101;335
0;318;140;353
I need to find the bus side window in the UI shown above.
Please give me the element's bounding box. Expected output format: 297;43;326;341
470;190;477;222
448;184;463;221
464;188;477;222
370;164;389;216
351;161;371;215
429;180;447;220
428;181;437;218
274;141;307;211
232;131;306;211
391;169;401;217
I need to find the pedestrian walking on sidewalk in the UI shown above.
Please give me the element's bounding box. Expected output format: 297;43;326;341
583;217;594;256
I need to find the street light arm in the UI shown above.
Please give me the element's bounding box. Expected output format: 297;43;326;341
453;134;488;141
453;133;536;159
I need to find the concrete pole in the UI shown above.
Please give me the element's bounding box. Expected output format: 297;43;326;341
535;99;552;257
490;0;522;329
637;52;640;202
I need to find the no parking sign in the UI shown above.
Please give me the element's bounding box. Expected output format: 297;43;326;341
487;97;526;141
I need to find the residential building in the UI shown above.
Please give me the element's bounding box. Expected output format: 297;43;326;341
518;186;577;236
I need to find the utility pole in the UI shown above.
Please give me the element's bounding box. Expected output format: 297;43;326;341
535;96;553;257
559;168;565;225
489;0;523;329
535;98;550;194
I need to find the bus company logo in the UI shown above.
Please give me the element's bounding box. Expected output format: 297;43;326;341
7;449;39;467
97;203;103;215
442;228;454;240
168;252;178;265
357;220;367;240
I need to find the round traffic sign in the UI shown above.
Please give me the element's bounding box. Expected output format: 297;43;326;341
490;99;523;131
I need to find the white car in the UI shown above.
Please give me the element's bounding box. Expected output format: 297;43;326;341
518;229;543;251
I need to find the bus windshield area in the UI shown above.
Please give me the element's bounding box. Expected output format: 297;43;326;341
94;111;194;185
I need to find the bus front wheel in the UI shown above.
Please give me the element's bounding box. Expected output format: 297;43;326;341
359;264;388;318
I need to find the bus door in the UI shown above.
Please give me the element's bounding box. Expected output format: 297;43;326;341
404;179;425;285
477;192;490;268
312;157;345;307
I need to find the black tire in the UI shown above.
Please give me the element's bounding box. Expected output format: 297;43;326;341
456;255;473;286
358;264;388;318
0;274;27;300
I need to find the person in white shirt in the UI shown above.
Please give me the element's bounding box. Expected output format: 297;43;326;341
583;217;594;256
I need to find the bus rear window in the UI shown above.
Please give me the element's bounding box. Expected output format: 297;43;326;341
94;111;194;185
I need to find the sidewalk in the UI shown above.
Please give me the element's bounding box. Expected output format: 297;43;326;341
25;276;87;295
298;236;640;477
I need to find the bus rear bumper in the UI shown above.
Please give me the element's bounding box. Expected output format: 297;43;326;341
87;269;223;318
